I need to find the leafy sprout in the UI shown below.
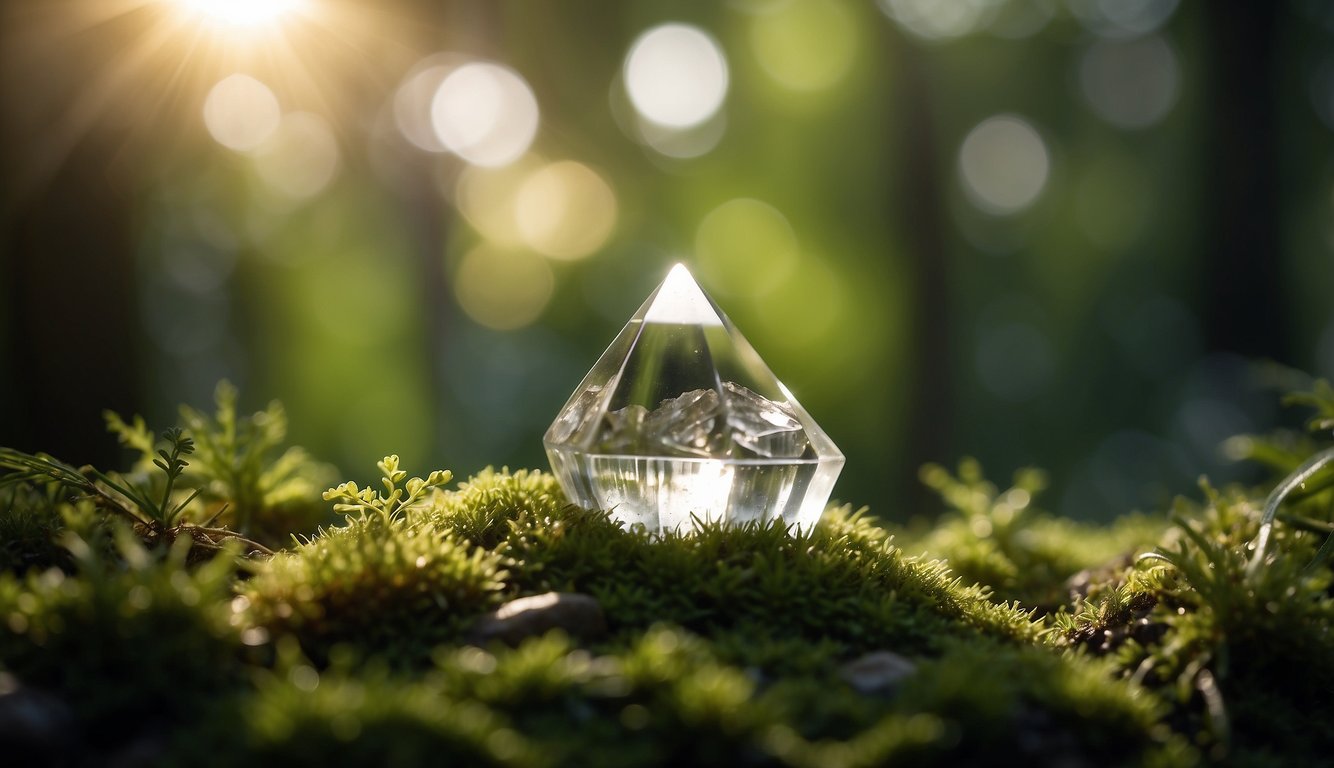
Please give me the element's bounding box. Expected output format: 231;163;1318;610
322;454;451;526
0;429;270;555
1243;378;1334;577
108;381;337;542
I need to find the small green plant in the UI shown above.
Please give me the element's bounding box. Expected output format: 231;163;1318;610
898;459;1163;608
324;454;451;525
0;429;269;556
240;457;501;665
6;377;1334;766
0;526;243;743
110;381;337;546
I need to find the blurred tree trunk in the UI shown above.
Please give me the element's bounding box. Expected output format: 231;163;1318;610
1;136;142;463
894;41;952;512
1201;2;1284;359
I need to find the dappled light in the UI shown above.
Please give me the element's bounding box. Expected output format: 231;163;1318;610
748;0;858;93
5;2;1334;765
624;23;729;129
515;161;618;261
431;62;539;167
1079;36;1180;129
957;114;1050;215
174;0;307;28
203;74;280;152
253;111;341;200
453;245;555;331
1;0;1330;613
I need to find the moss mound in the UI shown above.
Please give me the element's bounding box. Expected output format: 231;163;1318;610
4;377;1334;766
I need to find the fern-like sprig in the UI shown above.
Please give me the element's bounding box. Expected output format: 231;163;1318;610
0;430;197;528
322;455;451;526
0;430;271;555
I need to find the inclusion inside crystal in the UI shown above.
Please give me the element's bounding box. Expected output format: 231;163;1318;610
545;264;844;533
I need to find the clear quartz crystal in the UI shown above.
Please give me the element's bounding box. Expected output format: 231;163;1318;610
544;264;844;533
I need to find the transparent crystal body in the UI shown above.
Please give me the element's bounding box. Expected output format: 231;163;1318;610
544;264;844;533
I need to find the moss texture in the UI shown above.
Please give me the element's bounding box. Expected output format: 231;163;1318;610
4;378;1334;766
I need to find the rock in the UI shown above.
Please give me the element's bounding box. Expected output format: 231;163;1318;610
839;651;918;695
466;592;607;646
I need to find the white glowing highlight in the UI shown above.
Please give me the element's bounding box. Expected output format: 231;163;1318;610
179;0;305;27
431;62;539;168
394;63;454;153
644;264;723;326
624;24;729;129
203;74;280;152
958;115;1050;215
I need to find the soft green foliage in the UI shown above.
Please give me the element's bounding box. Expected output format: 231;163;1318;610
0;528;241;742
1;382;332;560
424;466;570;549
1053;377;1334;766
8;381;1334;766
0;486;75;573
240;457;502;664
181;655;531;768
178;627;1187;768
324;453;451;524
0;428;202;530
110;381;338;545
898;458;1166;608
1073;484;1334;764
425;478;1040;658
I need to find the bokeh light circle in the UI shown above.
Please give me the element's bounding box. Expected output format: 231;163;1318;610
454;246;555;330
515;161;618;260
624;24;729;129
431;63;539;167
750;0;857;92
455;157;543;246
254;112;340;199
1079;37;1180;130
394;62;456;152
958;114;1050;215
203;74;281;152
1067;0;1179;39
695;198;799;295
878;0;997;41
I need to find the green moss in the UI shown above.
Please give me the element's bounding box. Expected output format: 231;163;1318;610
106;382;339;547
239;515;508;664
896;459;1167;609
0;489;72;574
424;466;570;549
1068;483;1334;765
427;475;1039;656
189;669;531;768
5;379;1334;766
0;529;241;743
178;626;1189;768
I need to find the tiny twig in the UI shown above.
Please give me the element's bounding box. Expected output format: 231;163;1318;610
183;525;275;556
200;503;229;529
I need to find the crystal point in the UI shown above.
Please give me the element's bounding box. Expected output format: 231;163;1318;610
544;264;844;533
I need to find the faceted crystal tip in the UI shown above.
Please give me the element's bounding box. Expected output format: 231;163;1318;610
643;263;723;326
544;262;844;534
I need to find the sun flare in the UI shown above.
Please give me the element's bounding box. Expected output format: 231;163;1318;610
176;0;307;28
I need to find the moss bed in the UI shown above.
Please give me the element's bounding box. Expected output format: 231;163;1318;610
3;379;1334;767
